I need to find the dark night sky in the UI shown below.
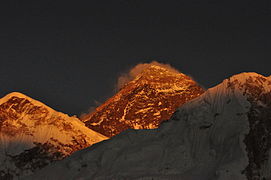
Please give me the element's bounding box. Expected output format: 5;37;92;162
0;0;271;115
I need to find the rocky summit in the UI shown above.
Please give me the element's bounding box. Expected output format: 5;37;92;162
83;65;204;137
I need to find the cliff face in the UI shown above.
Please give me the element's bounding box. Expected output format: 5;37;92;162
83;65;204;137
0;92;107;179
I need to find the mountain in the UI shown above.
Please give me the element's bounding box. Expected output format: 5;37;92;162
83;65;204;137
26;72;271;180
0;92;107;179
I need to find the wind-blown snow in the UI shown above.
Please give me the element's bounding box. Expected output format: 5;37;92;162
26;72;271;180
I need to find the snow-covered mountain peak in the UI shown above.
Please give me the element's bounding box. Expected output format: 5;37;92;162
226;72;271;91
0;92;58;116
0;92;107;179
83;66;204;137
130;64;191;86
139;64;180;76
171;72;271;179
27;72;271;180
0;92;47;107
200;72;271;105
230;72;264;79
1;92;29;100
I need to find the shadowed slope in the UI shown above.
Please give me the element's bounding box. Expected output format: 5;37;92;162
26;72;271;180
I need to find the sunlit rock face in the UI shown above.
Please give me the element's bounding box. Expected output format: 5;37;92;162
83;65;204;137
0;92;107;179
26;72;271;180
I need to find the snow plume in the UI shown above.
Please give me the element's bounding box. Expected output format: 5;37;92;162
80;61;180;120
80;100;102;120
117;61;180;90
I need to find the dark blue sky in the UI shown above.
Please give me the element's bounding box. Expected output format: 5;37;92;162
0;0;271;115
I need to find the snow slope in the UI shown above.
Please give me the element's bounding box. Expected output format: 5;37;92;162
26;72;271;180
0;92;107;179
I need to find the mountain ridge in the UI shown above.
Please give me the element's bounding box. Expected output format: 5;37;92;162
0;92;107;179
26;72;271;180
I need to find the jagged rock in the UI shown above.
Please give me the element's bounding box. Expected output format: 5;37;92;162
83;65;204;137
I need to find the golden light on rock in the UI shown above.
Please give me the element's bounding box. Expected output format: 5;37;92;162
83;64;205;137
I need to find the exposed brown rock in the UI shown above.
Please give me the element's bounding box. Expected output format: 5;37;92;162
83;65;204;137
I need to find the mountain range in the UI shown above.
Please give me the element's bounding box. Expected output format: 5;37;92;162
25;72;271;180
0;64;204;179
0;64;270;180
